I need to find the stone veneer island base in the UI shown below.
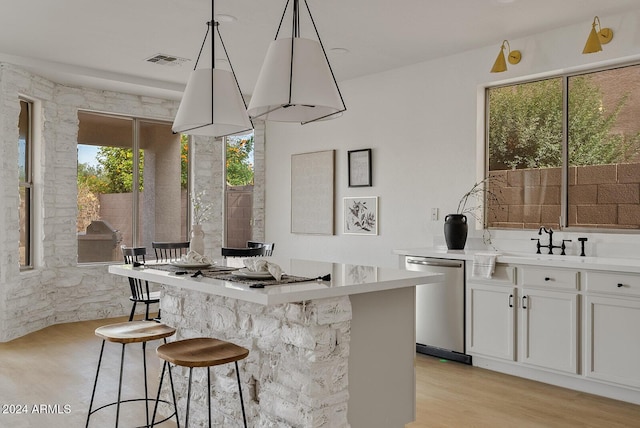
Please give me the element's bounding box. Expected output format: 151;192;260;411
109;259;442;427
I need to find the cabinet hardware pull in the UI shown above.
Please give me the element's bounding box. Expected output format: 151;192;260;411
522;296;528;309
509;294;513;308
544;277;551;281
617;283;624;288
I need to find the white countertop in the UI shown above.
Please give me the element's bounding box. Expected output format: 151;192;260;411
109;258;443;305
393;247;640;274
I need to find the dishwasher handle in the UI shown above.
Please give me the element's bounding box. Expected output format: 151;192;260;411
406;258;463;269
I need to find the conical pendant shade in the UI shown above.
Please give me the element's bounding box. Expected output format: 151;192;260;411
247;37;345;123
582;26;603;54
490;48;507;73
172;68;252;137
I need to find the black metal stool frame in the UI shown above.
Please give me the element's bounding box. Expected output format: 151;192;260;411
85;339;178;428
151;360;247;428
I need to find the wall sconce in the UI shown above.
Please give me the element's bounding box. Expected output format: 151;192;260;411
582;16;614;54
490;40;521;73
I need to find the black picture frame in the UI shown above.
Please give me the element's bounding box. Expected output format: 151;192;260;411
348;149;372;187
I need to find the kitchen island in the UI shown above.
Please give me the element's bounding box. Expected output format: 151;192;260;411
109;258;442;428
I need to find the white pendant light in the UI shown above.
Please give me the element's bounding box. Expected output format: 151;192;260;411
172;2;252;137
247;0;346;124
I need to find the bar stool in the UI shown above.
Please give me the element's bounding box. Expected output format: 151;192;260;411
151;337;250;428
85;321;178;428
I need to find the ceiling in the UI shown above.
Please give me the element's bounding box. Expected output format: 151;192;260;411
2;0;639;101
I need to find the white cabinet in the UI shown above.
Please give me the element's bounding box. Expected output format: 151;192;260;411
467;265;579;375
465;259;640;403
519;287;579;374
466;265;516;360
585;272;640;388
467;282;515;360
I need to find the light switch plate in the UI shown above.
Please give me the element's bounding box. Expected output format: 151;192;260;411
431;208;439;221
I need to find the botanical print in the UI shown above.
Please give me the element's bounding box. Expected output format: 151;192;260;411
344;197;378;235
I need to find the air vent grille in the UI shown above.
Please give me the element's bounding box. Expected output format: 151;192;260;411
145;54;190;66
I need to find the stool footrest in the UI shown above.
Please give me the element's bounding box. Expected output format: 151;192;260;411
88;398;176;428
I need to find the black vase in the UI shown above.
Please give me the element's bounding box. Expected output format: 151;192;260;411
444;214;468;250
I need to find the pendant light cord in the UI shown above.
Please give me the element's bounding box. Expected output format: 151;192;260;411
216;23;251;113
292;0;300;38
300;0;347;122
210;0;215;70
192;23;210;71
274;0;291;40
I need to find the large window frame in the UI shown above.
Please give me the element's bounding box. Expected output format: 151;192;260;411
19;98;34;269
224;132;255;247
77;111;188;263
485;61;640;233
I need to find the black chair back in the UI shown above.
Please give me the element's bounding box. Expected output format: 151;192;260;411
122;246;151;301
247;241;275;256
152;241;190;262
221;246;266;258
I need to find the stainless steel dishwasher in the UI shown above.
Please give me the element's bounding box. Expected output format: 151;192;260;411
405;256;471;364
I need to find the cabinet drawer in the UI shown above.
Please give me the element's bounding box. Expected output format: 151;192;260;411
467;264;516;286
585;271;640;297
518;266;578;290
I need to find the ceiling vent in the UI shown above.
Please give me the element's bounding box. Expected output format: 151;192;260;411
145;54;190;66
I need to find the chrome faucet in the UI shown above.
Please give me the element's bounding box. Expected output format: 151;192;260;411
538;226;561;255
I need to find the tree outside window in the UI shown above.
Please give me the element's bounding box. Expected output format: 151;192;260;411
487;64;640;230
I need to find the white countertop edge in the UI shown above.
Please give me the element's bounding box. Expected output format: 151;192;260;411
394;248;640;274
108;264;443;305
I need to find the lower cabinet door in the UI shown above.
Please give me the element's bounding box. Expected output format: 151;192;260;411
519;288;579;374
467;283;515;361
586;296;640;388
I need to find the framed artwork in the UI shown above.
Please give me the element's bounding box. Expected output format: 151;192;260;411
291;150;335;235
348;149;372;187
343;196;378;235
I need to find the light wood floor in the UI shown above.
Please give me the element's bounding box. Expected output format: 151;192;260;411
408;354;640;428
1;319;639;427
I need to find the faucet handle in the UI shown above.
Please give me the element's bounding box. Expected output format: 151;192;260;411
578;237;588;257
531;238;541;254
561;239;572;256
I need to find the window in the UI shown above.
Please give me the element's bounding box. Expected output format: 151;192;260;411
77;111;188;263
224;132;254;247
19;99;33;268
486;64;640;231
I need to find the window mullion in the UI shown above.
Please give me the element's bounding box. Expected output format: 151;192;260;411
561;75;569;229
132;119;140;246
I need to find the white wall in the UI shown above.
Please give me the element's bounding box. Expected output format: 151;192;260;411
264;10;640;268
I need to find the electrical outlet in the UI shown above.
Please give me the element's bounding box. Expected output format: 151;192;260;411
431;208;439;221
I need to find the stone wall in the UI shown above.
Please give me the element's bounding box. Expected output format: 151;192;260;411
0;62;265;341
0;63;180;341
160;286;352;427
488;163;640;230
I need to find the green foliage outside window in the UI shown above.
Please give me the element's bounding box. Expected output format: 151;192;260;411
76;148;141;194
488;75;640;171
181;134;188;188
226;134;254;186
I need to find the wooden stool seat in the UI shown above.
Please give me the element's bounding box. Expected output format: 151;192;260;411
95;320;176;344
156;337;249;368
151;337;249;427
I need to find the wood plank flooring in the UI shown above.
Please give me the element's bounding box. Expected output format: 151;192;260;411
1;319;639;427
0;317;175;428
408;354;640;428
